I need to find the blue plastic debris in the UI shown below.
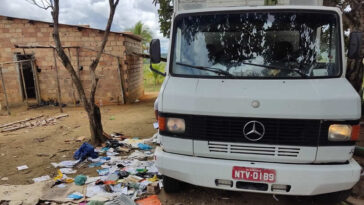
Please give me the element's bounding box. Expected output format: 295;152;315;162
73;142;98;161
101;156;111;161
97;168;109;176
137;143;152;150
88;162;103;168
101;147;110;152
67;192;83;200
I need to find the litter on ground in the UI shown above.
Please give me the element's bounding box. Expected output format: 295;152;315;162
32;175;51;183
10;134;162;204
67;192;84;200
51;160;80;168
16;165;29;171
60;168;77;174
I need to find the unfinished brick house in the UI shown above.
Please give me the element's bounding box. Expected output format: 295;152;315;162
0;15;144;110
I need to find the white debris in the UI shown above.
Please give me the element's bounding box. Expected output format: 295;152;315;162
123;138;144;148
17;165;29;171
85;176;101;184
56;184;66;188
86;184;107;198
60;168;77;174
51;160;79;168
32;175;51;183
127;150;147;160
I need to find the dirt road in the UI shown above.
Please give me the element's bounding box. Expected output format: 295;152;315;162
0;92;363;204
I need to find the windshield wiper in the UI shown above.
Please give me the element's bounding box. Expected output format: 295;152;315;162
176;62;235;78
242;61;308;77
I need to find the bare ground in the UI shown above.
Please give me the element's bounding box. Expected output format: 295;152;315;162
0;92;363;205
0;93;157;185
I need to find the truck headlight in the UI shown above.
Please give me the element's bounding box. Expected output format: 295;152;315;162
166;118;185;133
328;124;352;141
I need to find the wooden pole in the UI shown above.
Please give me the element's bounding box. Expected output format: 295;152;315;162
76;47;81;104
0;115;44;128
0;66;10;115
30;58;41;105
19;62;29;108
53;49;63;113
117;57;126;104
0;59;33;66
68;48;77;106
76;47;80;78
15;45;78;49
81;47;120;58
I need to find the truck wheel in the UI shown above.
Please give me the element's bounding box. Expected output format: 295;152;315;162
315;190;351;203
163;175;182;193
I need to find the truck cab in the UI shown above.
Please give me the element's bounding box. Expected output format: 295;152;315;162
152;0;362;201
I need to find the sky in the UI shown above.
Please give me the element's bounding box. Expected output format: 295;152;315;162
0;0;170;53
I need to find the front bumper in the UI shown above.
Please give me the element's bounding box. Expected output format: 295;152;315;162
155;147;361;195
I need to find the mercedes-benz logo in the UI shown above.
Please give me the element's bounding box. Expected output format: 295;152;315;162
243;121;265;141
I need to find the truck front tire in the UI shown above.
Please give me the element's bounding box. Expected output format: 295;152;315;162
163;175;182;193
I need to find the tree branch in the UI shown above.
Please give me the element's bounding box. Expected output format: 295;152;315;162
89;0;119;71
88;0;119;105
344;12;357;27
26;0;53;10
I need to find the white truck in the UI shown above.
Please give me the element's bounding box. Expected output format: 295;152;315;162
149;0;362;202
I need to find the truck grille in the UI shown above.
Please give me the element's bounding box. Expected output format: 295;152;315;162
187;116;321;146
208;142;300;157
160;113;357;147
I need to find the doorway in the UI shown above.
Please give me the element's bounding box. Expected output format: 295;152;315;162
16;54;36;99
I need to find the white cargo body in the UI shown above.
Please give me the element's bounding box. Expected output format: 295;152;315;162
175;0;323;11
153;0;362;201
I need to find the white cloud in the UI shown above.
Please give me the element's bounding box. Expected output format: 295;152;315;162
0;0;169;53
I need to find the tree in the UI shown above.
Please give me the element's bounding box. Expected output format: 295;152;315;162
28;0;119;145
152;0;278;38
323;0;364;93
153;0;173;37
151;63;165;86
128;21;153;52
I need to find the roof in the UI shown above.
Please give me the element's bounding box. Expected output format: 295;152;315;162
0;15;142;41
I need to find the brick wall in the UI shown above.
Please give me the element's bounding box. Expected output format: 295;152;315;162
0;16;143;108
123;37;144;103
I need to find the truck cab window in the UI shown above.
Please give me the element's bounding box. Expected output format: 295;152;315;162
171;11;341;78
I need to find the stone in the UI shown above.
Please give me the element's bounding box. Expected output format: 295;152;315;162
146;182;160;194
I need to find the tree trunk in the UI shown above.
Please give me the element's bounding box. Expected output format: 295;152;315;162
87;104;105;145
346;58;364;93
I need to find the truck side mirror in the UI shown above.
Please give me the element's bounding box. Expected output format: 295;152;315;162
348;32;363;59
150;39;161;64
149;39;166;76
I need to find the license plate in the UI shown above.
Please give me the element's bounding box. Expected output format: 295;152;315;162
232;166;276;183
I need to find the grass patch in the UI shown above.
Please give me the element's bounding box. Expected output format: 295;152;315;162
143;62;166;92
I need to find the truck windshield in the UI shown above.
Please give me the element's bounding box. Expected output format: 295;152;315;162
171;11;341;78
